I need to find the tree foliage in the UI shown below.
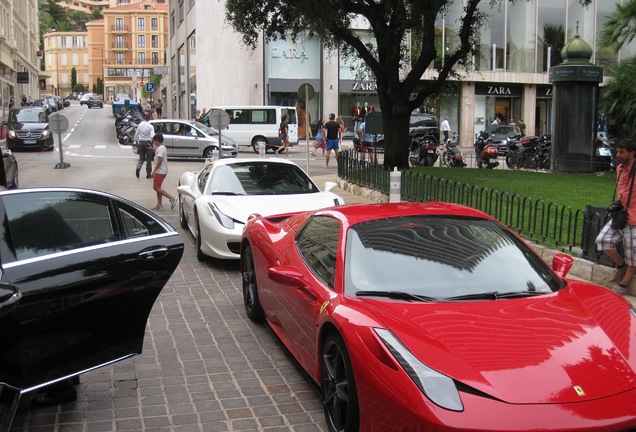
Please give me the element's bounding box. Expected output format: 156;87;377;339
226;0;592;169
599;0;636;141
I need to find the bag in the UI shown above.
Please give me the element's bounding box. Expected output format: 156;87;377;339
608;200;628;229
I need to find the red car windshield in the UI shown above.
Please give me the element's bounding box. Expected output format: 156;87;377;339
344;215;561;299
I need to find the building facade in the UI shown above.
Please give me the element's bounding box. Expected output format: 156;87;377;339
87;0;168;102
43;31;90;97
0;0;40;120
167;1;633;146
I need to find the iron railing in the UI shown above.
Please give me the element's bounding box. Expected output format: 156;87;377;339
337;149;609;263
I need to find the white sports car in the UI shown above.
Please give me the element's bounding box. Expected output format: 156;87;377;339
177;158;345;260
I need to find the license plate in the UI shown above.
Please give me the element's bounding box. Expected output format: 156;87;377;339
598;148;611;156
489;158;497;163
427;149;435;153
24;140;36;144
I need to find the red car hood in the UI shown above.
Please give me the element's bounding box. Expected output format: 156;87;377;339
359;284;636;404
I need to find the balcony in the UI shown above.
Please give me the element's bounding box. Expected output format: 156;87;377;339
111;42;129;49
111;25;129;32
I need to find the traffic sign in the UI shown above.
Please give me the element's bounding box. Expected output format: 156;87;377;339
297;83;315;101
210;109;230;131
145;82;156;93
49;113;69;134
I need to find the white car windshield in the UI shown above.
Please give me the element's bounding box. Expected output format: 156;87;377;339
344;215;562;300
206;162;320;196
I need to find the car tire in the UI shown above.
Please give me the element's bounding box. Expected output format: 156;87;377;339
203;146;217;159
241;244;264;322
251;137;267;154
195;214;205;261
179;196;188;229
321;333;359;432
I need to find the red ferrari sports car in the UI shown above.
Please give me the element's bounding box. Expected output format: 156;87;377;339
240;202;636;432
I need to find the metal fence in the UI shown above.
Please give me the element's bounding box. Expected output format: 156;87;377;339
337;149;610;264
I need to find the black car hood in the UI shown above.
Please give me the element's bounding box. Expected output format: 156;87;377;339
7;122;49;131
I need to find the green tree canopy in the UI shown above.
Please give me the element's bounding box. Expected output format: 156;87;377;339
600;0;636;141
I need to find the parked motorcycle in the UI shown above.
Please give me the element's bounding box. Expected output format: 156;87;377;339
505;135;549;169
409;135;438;167
441;134;466;168
474;133;499;169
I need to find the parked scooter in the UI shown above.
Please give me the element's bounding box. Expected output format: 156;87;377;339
409;135;438;167
474;133;499;169
441;134;466;168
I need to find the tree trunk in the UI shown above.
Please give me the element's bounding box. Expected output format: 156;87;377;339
381;106;412;170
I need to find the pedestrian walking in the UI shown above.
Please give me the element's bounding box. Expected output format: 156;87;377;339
154;99;163;118
150;133;177;211
596;138;636;295
134;112;155;179
311;119;325;157
275;114;290;156
324;113;341;168
441;117;451;141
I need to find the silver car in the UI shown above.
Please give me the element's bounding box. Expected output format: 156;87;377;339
148;119;238;159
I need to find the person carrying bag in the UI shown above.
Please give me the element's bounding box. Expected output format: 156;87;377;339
596;138;636;295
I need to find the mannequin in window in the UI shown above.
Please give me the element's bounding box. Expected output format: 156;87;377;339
352;102;361;132
360;102;368;119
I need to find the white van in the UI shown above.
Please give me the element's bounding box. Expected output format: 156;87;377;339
201;105;297;153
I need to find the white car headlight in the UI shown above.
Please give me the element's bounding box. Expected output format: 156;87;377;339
374;328;463;411
42;130;50;137
208;202;235;229
8;130;16;138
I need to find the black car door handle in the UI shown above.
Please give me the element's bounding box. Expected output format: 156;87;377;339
139;246;169;260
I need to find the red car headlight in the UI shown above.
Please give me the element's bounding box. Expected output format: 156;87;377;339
374;328;464;412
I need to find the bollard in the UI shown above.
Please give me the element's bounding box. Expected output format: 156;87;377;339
390;167;401;203
259;142;265;158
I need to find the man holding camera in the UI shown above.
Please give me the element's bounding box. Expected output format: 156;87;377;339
596;138;636;295
134;112;155;179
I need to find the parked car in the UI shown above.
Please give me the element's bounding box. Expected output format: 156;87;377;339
0;187;184;430
62;96;71;107
375;112;440;150
177;158;344;260
241;201;636;432
2;106;54;151
79;93;96;106
32;98;52;114
87;95;104;109
148;119;238;159
44;96;58;112
53;96;64;111
477;124;522;155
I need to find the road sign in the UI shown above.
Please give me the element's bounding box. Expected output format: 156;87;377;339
209;109;230;131
297;83;315;102
145;82;156;93
153;66;169;75
49;113;69;134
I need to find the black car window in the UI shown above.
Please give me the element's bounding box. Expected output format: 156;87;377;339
296;216;340;289
3;192;116;261
197;164;213;193
116;202;166;238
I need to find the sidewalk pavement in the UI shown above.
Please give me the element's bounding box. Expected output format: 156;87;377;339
315;171;636;305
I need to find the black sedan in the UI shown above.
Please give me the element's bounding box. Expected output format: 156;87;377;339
86;96;104;109
3;107;54;151
0;188;184;430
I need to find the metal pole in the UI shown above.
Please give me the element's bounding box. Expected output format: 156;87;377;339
305;84;310;176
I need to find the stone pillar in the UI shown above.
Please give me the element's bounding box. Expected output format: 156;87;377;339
549;34;603;173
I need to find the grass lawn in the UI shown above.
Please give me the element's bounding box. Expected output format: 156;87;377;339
409;166;617;212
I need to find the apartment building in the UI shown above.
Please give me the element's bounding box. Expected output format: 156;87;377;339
42;31;89;97
86;0;168;101
0;0;40;120
167;0;634;146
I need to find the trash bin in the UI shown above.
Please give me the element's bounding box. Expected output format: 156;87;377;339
581;205;623;266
